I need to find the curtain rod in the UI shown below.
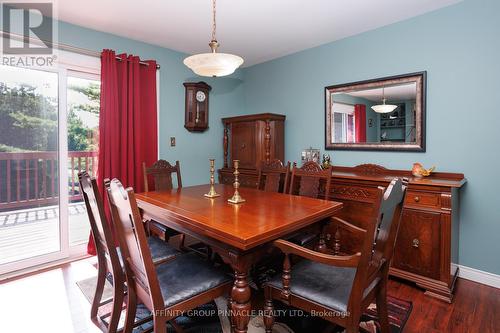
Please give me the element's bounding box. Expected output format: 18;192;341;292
0;31;160;69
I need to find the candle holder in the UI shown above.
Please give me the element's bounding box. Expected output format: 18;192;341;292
228;160;246;204
204;159;220;198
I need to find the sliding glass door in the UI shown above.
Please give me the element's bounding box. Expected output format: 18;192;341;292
66;73;100;252
0;53;100;275
0;65;65;272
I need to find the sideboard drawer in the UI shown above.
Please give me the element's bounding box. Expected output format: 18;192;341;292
405;190;440;208
393;209;441;280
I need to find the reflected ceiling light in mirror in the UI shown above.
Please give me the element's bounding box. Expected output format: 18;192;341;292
184;0;244;77
371;87;397;113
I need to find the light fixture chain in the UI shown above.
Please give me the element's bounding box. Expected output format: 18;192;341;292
212;0;217;41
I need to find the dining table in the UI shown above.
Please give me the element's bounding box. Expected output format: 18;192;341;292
135;183;343;333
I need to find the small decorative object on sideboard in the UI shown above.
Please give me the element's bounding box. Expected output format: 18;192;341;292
301;147;320;165
228;160;246;204
412;162;436;178
322;153;331;169
204;159;220;198
183;81;211;132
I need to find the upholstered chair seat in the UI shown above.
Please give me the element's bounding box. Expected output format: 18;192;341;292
266;259;356;312
288;232;317;247
145;236;180;264
156;252;232;308
116;236;179;267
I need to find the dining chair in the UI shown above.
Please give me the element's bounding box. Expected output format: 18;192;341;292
287;161;333;248
78;172;179;333
256;159;292;193
143;159;214;257
288;161;332;199
263;178;407;333
106;178;233;333
142;160;182;242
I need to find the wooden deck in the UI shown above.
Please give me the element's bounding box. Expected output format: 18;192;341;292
0;203;89;265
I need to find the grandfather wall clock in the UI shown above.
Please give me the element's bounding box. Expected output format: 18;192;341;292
183;81;211;132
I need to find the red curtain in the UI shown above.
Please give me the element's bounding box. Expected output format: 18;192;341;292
354;104;367;143
87;49;158;255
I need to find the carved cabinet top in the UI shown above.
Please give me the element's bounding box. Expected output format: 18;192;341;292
332;164;466;189
222;113;285;124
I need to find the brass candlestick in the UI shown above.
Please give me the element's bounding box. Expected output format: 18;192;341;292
228;160;246;204
204;159;220;198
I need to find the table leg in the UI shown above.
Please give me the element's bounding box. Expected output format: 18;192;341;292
213;248;265;333
231;269;251;333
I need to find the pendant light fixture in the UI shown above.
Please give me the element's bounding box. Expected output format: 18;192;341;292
184;0;244;77
371;87;398;114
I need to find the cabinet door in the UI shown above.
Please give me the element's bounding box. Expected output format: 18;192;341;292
231;121;256;169
393;209;441;280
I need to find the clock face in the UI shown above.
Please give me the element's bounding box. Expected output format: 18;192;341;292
196;91;206;102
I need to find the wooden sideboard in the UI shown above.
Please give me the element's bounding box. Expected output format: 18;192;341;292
328;164;465;303
219;162;466;302
218;113;285;184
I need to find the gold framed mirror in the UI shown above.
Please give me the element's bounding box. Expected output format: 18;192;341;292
325;72;426;151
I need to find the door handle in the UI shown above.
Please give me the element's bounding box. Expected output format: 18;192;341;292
412;238;420;248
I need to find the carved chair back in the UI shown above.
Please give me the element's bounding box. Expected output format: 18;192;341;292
349;178;407;309
257;159;292;193
79;172;121;275
289;161;332;200
143;160;182;192
106;178;164;311
78;172;124;332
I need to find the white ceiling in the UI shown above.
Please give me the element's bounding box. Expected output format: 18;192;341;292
347;83;417;102
51;0;462;67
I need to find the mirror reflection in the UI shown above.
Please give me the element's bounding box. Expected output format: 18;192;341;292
325;72;426;151
331;82;416;144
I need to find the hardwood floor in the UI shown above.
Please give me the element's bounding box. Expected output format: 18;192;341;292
387;277;500;333
0;257;498;332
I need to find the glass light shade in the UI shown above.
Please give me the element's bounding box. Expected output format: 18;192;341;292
371;103;398;114
184;52;244;77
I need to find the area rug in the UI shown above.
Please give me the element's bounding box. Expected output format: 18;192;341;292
77;275;411;333
77;275;292;333
358;297;412;333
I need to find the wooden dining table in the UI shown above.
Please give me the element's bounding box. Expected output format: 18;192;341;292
135;183;343;333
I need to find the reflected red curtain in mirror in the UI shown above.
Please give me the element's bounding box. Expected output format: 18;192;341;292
87;49;158;255
354;104;367;143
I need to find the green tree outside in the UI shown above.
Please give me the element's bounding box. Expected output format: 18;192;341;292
0;81;100;153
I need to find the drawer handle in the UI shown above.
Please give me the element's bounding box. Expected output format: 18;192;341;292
412;238;420;248
414;196;420;203
240;143;246;149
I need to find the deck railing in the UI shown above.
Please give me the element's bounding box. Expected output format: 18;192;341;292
0;151;98;211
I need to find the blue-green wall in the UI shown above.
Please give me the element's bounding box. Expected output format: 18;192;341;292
242;0;500;275
57;21;246;186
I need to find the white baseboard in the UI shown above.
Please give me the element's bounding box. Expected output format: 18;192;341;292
456;264;500;289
